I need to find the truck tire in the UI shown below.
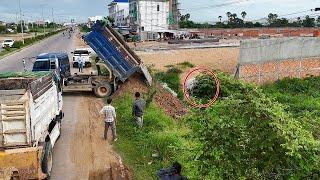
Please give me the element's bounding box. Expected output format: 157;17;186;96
94;83;112;98
42;141;53;179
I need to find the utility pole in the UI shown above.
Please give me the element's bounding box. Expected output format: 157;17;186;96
42;7;46;34
18;0;24;44
52;8;55;31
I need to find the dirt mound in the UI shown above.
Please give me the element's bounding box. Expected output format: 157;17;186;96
154;83;187;118
113;73;187;118
88;159;132;180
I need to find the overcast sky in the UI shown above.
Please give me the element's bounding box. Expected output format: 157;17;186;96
0;0;320;23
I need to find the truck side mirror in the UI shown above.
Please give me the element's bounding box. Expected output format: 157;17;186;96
71;52;74;54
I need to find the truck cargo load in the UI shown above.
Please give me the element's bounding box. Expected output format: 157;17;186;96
0;72;63;179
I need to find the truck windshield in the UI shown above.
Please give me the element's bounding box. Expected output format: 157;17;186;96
74;50;89;55
4;40;13;42
33;60;50;71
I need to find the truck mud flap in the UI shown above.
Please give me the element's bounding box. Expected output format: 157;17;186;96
0;147;46;179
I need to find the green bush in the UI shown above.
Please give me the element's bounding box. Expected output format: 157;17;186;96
185;73;320;179
190;73;217;102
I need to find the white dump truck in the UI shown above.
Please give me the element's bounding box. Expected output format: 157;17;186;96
0;72;63;179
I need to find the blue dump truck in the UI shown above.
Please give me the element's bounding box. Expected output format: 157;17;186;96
57;21;152;97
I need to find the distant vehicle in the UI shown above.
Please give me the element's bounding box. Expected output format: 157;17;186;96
1;39;14;48
71;49;91;67
32;53;71;78
0;72;63;179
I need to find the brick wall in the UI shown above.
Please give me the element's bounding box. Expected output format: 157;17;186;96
191;28;320;38
237;58;320;84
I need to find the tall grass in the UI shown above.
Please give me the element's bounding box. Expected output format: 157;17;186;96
112;94;190;179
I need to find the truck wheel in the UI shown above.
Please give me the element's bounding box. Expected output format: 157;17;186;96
94;83;112;98
42;141;53;179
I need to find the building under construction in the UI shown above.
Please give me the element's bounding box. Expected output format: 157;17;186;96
129;0;180;40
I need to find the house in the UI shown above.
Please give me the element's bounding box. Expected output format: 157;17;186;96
108;0;130;28
129;0;180;40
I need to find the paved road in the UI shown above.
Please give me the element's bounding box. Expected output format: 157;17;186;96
0;32;74;72
0;31;80;179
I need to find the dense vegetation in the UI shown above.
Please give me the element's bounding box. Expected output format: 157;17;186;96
113;70;320;179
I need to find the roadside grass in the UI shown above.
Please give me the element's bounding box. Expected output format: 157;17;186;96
154;62;194;100
112;94;191;179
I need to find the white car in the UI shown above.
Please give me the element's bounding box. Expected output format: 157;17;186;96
1;39;15;48
71;49;91;67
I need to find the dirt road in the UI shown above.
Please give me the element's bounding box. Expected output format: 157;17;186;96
51;30;130;179
51;95;129;180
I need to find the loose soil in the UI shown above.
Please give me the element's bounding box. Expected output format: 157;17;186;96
113;74;187;118
70;96;131;180
136;47;239;74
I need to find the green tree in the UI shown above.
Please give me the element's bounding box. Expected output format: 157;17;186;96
0;25;6;34
226;12;231;21
241;11;247;21
316;16;320;26
302;15;315;27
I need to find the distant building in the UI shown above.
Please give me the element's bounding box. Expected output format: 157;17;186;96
129;0;180;40
108;0;130;28
35;21;45;26
87;16;103;28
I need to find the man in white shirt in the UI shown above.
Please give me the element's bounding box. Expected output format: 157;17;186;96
100;98;117;141
77;54;84;73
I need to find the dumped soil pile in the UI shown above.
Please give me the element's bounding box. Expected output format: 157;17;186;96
153;83;187;118
70;96;132;180
113;74;187;118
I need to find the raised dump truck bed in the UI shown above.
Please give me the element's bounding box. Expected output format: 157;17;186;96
83;21;152;85
0;72;63;179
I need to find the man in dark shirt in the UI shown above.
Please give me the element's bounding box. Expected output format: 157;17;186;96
157;162;188;180
132;92;146;128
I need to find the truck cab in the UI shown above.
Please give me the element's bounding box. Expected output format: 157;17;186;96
71;49;92;67
32;53;71;78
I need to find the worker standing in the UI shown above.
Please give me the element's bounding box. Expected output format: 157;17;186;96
77;54;84;73
100;98;118;141
132;92;146;128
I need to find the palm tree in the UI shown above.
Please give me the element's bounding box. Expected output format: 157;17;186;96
231;13;237;20
218;16;222;22
226;12;231;21
241;11;247;21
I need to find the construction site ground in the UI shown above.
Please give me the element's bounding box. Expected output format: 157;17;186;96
51;33;240;179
